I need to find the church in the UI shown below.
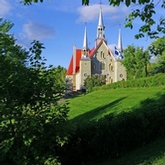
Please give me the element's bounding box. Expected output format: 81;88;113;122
66;7;127;91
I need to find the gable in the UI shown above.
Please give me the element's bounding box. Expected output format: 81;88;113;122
89;40;116;62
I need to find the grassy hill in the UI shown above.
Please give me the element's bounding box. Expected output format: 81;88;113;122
64;86;165;165
68;86;165;122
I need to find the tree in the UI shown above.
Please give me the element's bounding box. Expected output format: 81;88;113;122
0;19;69;165
149;37;165;56
84;74;106;92
122;45;150;80
46;66;67;96
20;0;165;39
148;37;165;74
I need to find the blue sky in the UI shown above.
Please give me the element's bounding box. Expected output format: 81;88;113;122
0;0;164;68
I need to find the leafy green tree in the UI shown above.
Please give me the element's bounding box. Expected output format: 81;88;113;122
84;74;106;92
156;52;165;73
47;66;67;96
149;38;165;56
148;37;165;74
122;45;150;80
0;19;69;165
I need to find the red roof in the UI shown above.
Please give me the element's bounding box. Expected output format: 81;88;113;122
66;40;109;75
66;49;82;75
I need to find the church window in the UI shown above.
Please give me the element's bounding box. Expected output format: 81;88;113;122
84;73;87;77
92;63;96;71
109;77;113;84
100;51;104;58
109;63;113;71
100;61;105;70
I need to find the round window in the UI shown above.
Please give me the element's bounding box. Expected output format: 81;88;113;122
84;73;87;77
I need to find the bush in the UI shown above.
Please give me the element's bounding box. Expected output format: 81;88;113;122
93;73;165;91
84;74;106;92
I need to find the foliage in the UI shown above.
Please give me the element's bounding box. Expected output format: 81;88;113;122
0;19;69;165
123;1;165;39
148;37;165;74
47;66;67;96
84;74;106;92
149;38;165;56
93;73;165;91
155;52;165;73
122;45;150;80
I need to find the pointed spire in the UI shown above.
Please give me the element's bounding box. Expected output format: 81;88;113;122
82;24;88;51
82;24;90;59
96;6;106;45
118;27;123;52
98;6;104;29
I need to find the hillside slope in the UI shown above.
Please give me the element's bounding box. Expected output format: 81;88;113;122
68;86;165;122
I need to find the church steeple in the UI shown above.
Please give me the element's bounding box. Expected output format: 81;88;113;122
117;28;123;52
82;25;88;51
82;25;89;58
97;7;105;39
95;6;106;46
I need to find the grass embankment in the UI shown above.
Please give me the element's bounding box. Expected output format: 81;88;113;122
68;86;165;122
64;86;165;165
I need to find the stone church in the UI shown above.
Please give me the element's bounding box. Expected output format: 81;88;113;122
66;7;126;91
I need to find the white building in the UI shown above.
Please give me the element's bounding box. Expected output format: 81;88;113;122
66;7;126;91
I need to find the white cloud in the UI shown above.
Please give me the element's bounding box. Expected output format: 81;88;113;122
77;4;130;23
0;0;12;17
21;21;56;41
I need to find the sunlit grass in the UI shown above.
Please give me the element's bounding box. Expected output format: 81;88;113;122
67;86;165;165
68;86;165;122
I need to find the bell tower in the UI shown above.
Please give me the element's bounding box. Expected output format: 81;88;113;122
80;25;91;89
95;6;107;46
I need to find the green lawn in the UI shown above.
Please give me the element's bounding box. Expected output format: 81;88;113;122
67;86;165;165
68;86;165;123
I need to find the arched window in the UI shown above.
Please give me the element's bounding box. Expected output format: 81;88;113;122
92;63;96;71
100;51;104;59
109;63;113;71
109;77;113;84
